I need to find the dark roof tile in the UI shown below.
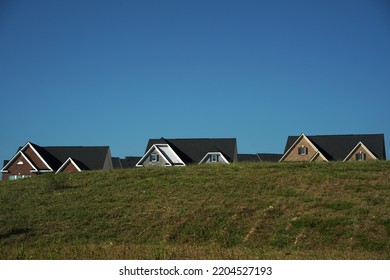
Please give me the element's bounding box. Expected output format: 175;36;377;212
145;138;238;164
257;153;283;162
284;134;386;160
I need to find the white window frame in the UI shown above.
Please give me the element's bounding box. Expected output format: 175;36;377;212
199;152;229;164
343;141;377;162
136;144;185;167
298;146;308;155
9;174;32;180
150;153;159;162
356;152;366;161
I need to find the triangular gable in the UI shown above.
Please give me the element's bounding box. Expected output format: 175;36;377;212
136;144;185;167
3;142;54;172
309;151;329;162
279;133;324;162
145;138;237;164
199;152;230;164
56;157;82;173
1;151;38;173
343;142;378;162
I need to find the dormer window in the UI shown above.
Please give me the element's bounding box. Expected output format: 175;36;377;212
298;146;308;155
150;153;159;162
211;154;219;162
356;151;366;161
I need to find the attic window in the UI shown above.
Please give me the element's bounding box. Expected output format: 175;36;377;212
17;160;24;165
298;146;308;155
150;153;159;162
211;154;219;162
356;152;366;161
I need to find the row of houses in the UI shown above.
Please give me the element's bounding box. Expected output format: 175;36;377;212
1;133;386;180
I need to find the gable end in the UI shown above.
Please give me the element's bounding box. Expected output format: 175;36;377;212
343;142;378;162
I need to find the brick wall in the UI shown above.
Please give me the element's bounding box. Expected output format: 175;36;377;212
283;137;318;161
7;153;35;175
23;146;49;170
61;162;80;173
2;153;37;180
346;146;376;161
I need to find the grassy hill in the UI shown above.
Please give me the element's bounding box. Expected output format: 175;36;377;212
0;162;389;259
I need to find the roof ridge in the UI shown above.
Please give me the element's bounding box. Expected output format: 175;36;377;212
305;133;384;137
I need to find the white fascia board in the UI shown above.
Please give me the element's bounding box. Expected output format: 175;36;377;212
1;150;38;172
154;145;173;166
309;151;329;162
135;144;173;167
136;145;156;167
279;133;318;162
25;142;53;171
1;144;27;171
343;141;378;162
157;144;185;166
22;152;39;172
56;157;82;174
199;152;230;164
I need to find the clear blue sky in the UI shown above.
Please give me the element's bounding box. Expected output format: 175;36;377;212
1;0;389;162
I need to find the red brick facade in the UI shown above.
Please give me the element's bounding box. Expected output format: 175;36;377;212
60;161;80;173
2;153;37;180
2;142;113;180
1;143;50;180
23;146;49;170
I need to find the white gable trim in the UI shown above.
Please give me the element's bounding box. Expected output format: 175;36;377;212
136;145;172;167
24;142;53;171
1;150;39;173
343;142;378;162
1;150;38;173
157;144;186;166
279;133;319;162
309;151;329;162
56;157;82;174
199;152;230;164
136;144;186;167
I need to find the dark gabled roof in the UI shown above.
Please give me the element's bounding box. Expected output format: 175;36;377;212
71;158;89;171
10;143;111;171
59;157;89;172
28;143;62;170
145;138;238;164
238;153;283;162
112;156;142;169
257;153;283;162
112;157;123;169
284;134;386;160
42;146;111;170
238;154;261;162
15;142;59;170
121;157;142;168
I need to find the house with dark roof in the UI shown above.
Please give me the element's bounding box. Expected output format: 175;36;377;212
238;153;282;162
1;142;113;180
279;133;386;162
136;138;238;167
112;156;142;169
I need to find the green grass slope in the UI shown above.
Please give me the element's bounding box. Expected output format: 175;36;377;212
0;162;389;259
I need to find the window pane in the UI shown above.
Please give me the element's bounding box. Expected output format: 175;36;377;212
356;153;366;161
